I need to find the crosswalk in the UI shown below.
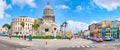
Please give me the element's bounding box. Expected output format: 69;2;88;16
71;42;120;48
15;47;58;50
71;44;100;48
15;42;120;50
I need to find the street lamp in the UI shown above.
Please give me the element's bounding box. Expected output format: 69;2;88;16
54;28;57;40
45;28;49;47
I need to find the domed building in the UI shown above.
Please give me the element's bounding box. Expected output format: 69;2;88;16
43;2;55;23
36;2;59;36
11;2;60;36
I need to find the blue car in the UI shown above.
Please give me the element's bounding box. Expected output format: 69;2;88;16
103;36;115;41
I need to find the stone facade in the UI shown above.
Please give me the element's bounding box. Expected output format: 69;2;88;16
11;16;34;35
11;3;59;36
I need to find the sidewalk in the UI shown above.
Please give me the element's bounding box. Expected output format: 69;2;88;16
0;36;93;48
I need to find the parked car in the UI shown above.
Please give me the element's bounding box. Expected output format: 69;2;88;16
0;32;9;36
103;36;115;41
110;37;115;41
95;37;103;42
91;37;97;41
86;36;91;40
91;37;103;42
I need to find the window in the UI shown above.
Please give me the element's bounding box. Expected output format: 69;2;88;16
45;28;49;32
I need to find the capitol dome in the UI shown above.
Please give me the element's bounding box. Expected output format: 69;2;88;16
43;2;54;16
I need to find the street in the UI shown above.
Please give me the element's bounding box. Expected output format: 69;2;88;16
1;37;120;50
57;40;120;50
0;39;27;50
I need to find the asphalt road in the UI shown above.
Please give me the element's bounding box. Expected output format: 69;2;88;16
57;40;120;50
0;39;27;50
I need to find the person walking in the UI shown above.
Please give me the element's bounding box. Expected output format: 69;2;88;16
24;34;26;40
28;34;32;41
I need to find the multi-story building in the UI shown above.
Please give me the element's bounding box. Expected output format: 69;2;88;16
0;27;8;33
89;23;96;37
101;20;111;37
11;16;34;35
38;2;59;36
83;30;90;36
110;21;118;38
89;20;111;37
117;21;120;38
11;2;60;36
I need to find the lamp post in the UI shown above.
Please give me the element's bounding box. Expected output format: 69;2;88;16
45;28;48;47
54;28;57;40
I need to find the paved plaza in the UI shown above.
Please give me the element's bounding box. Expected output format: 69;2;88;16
0;36;93;49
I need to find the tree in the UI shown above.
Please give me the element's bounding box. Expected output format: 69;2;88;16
37;18;44;35
20;21;25;28
2;23;11;29
62;21;68;37
32;20;39;35
60;24;64;39
20;21;25;38
15;32;19;36
2;23;11;38
38;18;44;24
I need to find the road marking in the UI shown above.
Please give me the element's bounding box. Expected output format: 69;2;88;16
91;45;95;47
86;45;90;47
81;45;85;48
76;46;80;48
113;49;117;50
16;48;22;50
72;46;75;48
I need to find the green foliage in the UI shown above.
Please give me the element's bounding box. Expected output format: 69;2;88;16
32;20;39;30
2;23;11;29
20;21;25;28
32;36;69;39
62;21;68;27
15;32;19;35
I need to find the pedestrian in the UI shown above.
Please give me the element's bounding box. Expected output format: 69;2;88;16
28;34;32;41
18;34;20;39
24;34;26;40
69;37;71;40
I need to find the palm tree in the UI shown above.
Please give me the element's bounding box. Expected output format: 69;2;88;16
62;21;68;37
32;20;39;35
20;21;25;38
37;18;44;35
2;23;11;38
20;21;25;28
60;24;63;39
2;23;11;29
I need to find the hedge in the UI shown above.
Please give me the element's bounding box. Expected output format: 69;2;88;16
32;36;69;39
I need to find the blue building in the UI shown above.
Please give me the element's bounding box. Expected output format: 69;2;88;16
110;21;118;38
117;21;120;38
102;27;106;37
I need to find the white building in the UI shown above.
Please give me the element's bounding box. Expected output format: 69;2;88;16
11;16;34;35
84;30;90;36
11;2;60;36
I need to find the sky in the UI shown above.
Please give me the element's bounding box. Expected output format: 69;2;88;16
0;0;120;33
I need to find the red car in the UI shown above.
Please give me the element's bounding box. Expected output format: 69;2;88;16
91;37;103;42
95;37;103;42
91;37;97;41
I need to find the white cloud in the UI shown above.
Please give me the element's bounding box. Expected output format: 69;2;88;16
90;21;98;24
66;20;89;33
93;0;120;11
6;4;12;9
12;0;37;8
55;5;70;9
74;5;82;12
5;13;11;18
0;0;7;19
0;0;12;19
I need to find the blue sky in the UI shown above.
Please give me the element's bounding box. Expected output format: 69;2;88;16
0;0;120;32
